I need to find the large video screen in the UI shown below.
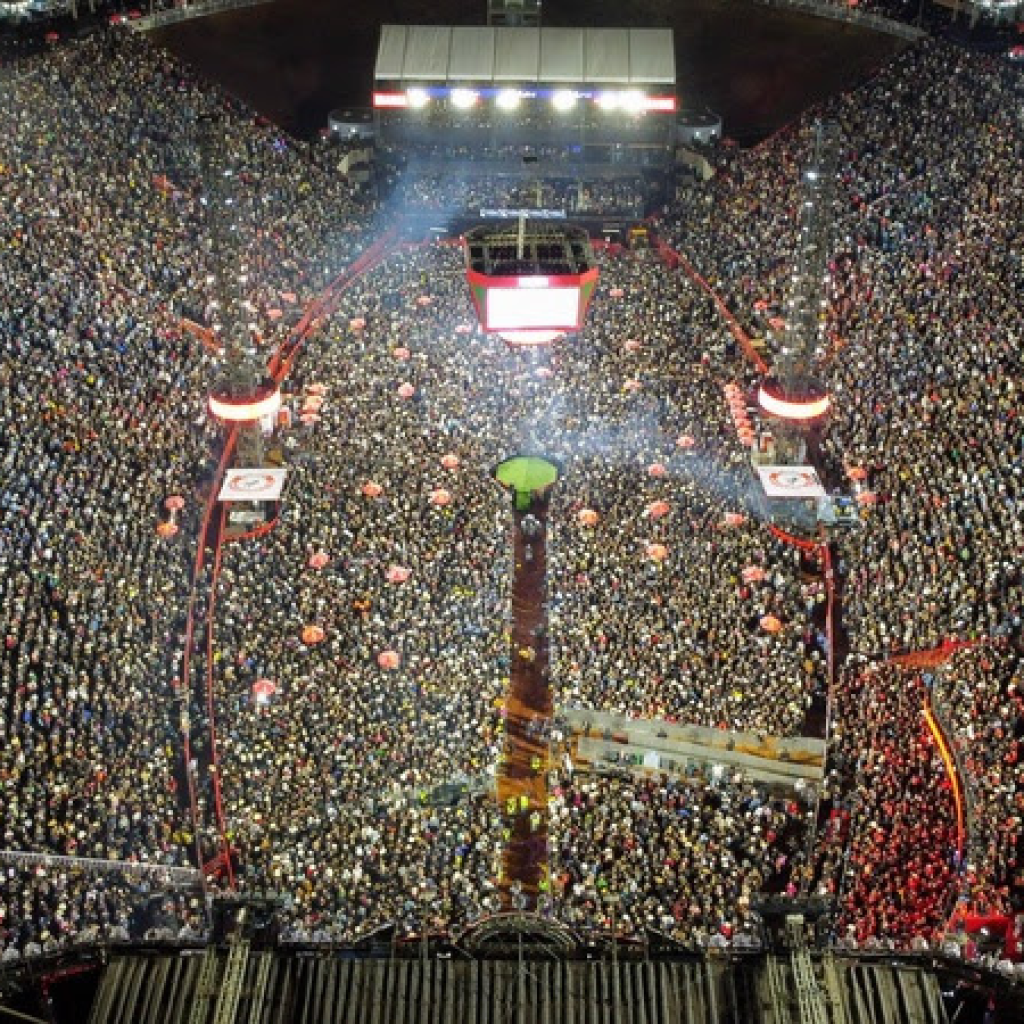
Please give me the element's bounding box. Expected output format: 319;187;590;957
486;286;580;332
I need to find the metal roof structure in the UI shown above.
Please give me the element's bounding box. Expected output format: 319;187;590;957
374;25;675;86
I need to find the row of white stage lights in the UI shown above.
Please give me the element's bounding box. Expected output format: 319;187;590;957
402;88;668;113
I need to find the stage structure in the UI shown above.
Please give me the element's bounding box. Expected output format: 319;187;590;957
199;117;282;524
757;121;837;464
373;25;676;166
463;219;598;344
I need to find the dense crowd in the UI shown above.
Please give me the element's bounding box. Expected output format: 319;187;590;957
0;27;376;957
1;19;1023;961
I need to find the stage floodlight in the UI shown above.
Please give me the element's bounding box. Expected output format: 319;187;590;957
551;89;577;113
496;88;521;112
620;90;646;114
406;87;430;110
451;88;479;110
595;91;622;112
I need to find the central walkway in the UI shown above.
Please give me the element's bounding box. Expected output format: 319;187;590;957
496;493;554;909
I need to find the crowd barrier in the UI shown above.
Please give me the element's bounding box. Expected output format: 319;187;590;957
130;0;272;32
754;0;928;40
0;850;200;886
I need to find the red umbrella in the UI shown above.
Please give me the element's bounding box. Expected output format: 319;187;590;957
430;488;452;507
623;339;641;352
578;508;599;527
646;543;669;562
45;31;60;42
856;491;878;506
440;453;460;470
349;317;366;331
723;512;747;527
760;615;783;634
267;308;283;320
647;500;671;520
416;296;432;307
648;463;667;479
393;347;411;360
252;679;277;704
377;650;401;670
609;287;625;298
386;565;412;584
164;495;185;511
742;565;766;583
301;625;325;645
308;551;329;569
676;435;696;450
361;481;383;498
397;382;416;399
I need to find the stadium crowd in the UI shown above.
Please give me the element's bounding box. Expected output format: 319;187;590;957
0;19;1022;961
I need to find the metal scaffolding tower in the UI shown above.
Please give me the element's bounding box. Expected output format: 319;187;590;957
758;121;838;462
198;116;272;470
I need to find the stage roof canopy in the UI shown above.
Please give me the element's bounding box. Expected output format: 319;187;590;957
374;25;676;86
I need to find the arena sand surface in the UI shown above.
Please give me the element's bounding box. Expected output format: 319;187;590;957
153;0;907;143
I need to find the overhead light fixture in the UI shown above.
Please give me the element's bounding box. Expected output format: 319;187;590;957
406;87;430;110
620;90;646;114
595;91;621;111
496;88;521;111
450;88;478;110
551;89;577;112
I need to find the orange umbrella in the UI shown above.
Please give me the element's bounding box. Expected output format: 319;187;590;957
386;565;412;584
156;521;179;538
416;295;432;307
430;488;452;507
164;495;185;511
647;500;671;519
377;650;401;669
308;551;329;569
847;466;867;481
302;625;325;645
760;615;783;634
397;382;416;399
578;508;599;527
267;308;283;320
361;481;383;498
393;347;411;360
440;453;460;470
648;463;667;478
856;491;878;506
646;543;669;562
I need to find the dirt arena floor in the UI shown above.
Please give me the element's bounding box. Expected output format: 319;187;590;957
153;0;908;144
